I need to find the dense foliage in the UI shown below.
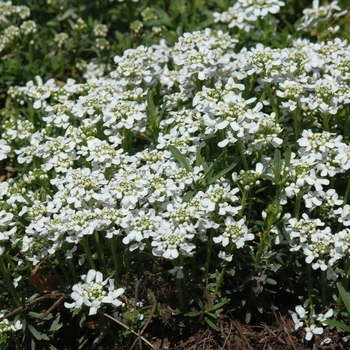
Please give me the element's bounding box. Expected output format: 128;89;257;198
1;0;350;349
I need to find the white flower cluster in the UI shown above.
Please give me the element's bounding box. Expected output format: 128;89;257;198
0;28;350;326
298;0;347;32
64;269;124;315
291;305;333;341
0;313;22;334
213;0;285;32
0;2;32;52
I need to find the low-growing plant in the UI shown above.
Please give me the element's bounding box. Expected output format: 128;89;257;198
1;0;350;349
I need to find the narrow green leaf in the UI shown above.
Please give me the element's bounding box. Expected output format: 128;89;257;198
196;146;208;171
337;282;350;315
204;316;219;331
146;89;156;120
323;319;350;333
266;278;277;285
28;325;49;341
168;145;193;172
184;311;199;317
273;148;281;184
182;191;194;203
210;298;229;311
192;293;204;309
208;159;239;184
49;314;62;332
283;147;292;177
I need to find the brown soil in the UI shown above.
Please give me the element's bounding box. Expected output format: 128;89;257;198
140;312;346;350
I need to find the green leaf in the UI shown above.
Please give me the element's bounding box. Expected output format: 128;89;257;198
337;282;350;315
49;314;62;332
283;147;292;176
184;311;199;317
28;325;50;341
182;191;194;203
0;334;8;350
209;298;229;311
273;148;281;185
191;293;204;309
146;89;157;121
266;278;277;285
168;145;193;172
196;146;208;171
208;158;239;184
204;316;219;331
323;319;350;333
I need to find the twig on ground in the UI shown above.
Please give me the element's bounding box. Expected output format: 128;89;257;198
130;291;157;350
222;321;232;349
102;312;155;349
3;293;66;320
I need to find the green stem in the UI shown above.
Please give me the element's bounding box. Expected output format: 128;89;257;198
51;266;66;286
322;113;329;132
214;263;227;297
307;264;314;314
59;48;65;78
343;173;350;206
255;228;269;268
292;108;301;141
237;138;248;171
177;278;185;312
67;258;78;284
55;251;71;284
238;190;248;218
94;231;107;271
28;41;34;71
345;105;350;141
341;256;350;291
293;190;303;220
204;228;215;280
321;270;327;308
81;236;96;270
337;256;350;305
0;257;21;307
110;237;119;284
266;83;279;121
125;248;131;283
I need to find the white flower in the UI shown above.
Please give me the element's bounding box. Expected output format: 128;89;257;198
169;266;184;279
10;320;23;332
64;269;124;315
316;309;333;326
0;139;11;161
305;324;323;341
213;217;253;248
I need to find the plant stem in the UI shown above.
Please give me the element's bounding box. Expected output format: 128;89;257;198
177;277;185;311
214;263;227;297
110;237;119;284
67;258;78;284
321;269;327;308
293;190;303;220
307;264;314;314
345;105;350;141
255;228;269;268
292;108;301;140
337;256;350;304
238;189;248;218
343;173;350;206
81;236;96;270
322;113;329;132
0;257;21;307
94;231;107;271
204;228;215;280
237;138;249;171
55;251;71;284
